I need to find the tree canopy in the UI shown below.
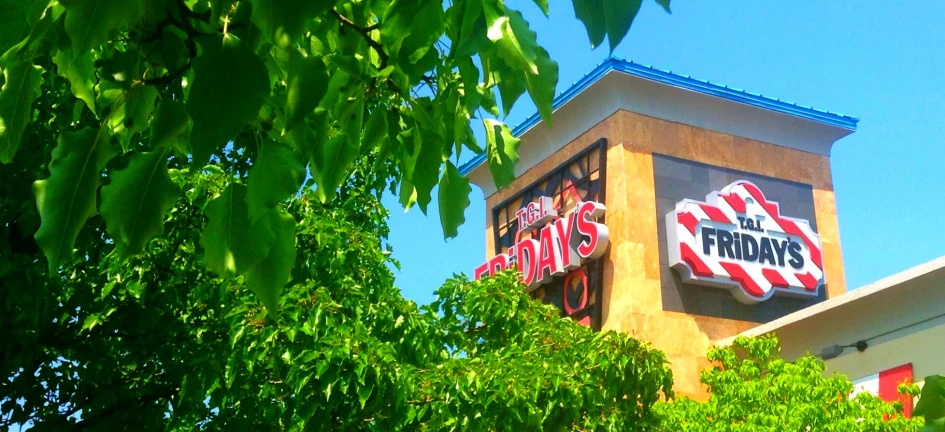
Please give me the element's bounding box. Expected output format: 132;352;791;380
655;336;924;432
0;0;671;312
1;0;681;429
1;163;673;430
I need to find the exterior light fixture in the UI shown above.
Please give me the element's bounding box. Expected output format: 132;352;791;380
819;340;868;360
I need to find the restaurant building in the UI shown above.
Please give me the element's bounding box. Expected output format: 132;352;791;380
460;57;944;402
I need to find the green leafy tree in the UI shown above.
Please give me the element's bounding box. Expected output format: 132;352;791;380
1;161;672;429
655;336;923;432
0;0;670;312
914;375;945;432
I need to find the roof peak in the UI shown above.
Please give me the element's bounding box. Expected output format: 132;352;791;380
460;58;858;175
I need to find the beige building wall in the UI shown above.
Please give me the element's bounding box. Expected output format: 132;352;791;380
483;109;848;398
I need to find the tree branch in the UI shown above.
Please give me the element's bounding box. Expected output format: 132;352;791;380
330;9;389;68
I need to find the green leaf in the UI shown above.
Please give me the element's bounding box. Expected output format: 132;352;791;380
188;35;269;166
531;0;549;16
149;99;191;155
200;183;275;278
405;99;443;213
52;49;97;115
0;61;43;164
361;111;388;153
33;127;117;270
479;84;500;117
0;0;47;56
484;119;519;189
381;0;445;62
100;151;180;257
283;49;328;132
412;126;442;214
159;26;189;73
462;123;482;154
483;8;538;75
654;0;671;13
572;0;643;52
438;161;471;239
481;11;557;122
357;384;374;409
61;0;144;55
244;210;296;316
107;84;159;151
449;0;486;60
484;52;526;117
246;140;306;220
249;0;330;49
398;175;417;211
311;134;358;204
921;418;945;432
309;94;361;203
915;375;945;420
524;46;558;123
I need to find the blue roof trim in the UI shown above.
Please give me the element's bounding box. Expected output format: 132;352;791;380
459;57;859;175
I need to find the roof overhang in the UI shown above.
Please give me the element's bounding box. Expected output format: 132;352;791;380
463;58;858;197
718;255;945;348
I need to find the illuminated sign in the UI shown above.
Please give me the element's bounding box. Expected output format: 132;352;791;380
475;198;609;288
666;180;824;304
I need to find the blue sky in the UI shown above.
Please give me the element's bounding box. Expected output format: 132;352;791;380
385;1;945;306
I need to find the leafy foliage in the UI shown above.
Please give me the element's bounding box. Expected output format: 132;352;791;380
0;0;670;311
655;336;923;432
915;375;945;432
0;1;677;428
421;271;674;430
1;162;672;429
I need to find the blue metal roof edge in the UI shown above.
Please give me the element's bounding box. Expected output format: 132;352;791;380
458;57;859;176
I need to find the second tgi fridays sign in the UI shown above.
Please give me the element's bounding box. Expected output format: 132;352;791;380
475;197;610;288
666;180;824;304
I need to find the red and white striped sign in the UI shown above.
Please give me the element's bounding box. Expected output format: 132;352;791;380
851;363;914;417
666;180;824;304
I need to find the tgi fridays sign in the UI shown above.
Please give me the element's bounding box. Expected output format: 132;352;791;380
666;180;824;304
474;197;610;287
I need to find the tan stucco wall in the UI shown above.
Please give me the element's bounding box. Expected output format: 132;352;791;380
483;109;847;398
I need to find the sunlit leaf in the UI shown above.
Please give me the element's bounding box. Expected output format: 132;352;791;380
200;183;274;278
484;119;519;189
33;127;117;270
52;49;97;115
0;61;42;164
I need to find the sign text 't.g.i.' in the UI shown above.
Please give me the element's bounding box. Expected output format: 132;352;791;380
475;197;610;288
666;180;824;304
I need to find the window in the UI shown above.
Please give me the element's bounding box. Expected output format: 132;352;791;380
490;139;607;329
